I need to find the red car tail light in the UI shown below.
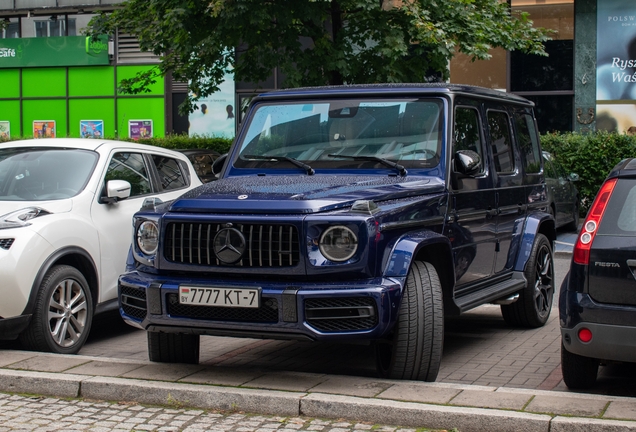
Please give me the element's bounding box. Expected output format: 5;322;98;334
578;327;593;343
573;178;617;265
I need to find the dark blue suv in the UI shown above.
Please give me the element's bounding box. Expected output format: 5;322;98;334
119;84;556;382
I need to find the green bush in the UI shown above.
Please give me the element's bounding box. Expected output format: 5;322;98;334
540;131;636;214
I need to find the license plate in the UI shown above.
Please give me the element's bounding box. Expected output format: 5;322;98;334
179;286;260;308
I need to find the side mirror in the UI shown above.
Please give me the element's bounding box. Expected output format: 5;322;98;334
454;150;481;176
212;153;228;177
569;173;580;182
103;180;131;204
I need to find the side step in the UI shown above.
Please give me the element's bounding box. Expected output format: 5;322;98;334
454;274;526;313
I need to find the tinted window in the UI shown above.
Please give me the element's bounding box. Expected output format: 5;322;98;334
487;111;514;174
105;153;151;197
515;113;541;174
152;155;187;191
454;107;484;174
511;40;574;92
598;179;636;235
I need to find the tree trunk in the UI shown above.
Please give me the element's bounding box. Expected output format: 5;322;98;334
328;0;344;85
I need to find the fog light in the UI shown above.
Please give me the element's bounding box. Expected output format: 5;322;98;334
578;328;593;343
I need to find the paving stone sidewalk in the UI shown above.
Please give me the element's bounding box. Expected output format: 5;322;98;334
1;350;636;432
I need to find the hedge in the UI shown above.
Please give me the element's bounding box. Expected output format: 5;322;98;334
540;131;636;214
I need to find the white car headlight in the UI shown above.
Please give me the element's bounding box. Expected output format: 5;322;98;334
0;207;50;230
319;225;358;262
137;221;159;255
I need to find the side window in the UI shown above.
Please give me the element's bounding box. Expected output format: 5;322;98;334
453;106;484;173
105;152;151;197
487;111;514;174
514;113;541;174
543;156;558;179
152;155;187;191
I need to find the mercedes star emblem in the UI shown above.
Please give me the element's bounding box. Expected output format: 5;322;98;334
213;227;246;264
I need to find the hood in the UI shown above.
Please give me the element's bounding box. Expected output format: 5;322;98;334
0;199;73;217
169;174;446;214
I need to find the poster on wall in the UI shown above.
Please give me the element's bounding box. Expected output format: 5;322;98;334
80;120;104;139
0;121;9;139
33;121;56;138
597;0;636;134
188;72;236;138
129;120;153;140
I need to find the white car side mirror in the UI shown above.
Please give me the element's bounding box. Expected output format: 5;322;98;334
105;180;132;203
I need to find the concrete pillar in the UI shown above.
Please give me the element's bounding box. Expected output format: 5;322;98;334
574;0;597;133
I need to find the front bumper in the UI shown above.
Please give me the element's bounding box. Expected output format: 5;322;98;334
560;290;636;363
118;271;404;342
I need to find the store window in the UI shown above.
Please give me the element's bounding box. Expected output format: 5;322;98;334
449;1;574;133
20;14;94;38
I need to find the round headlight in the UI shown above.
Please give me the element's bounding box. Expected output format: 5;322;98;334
319;225;358;262
137;221;159;255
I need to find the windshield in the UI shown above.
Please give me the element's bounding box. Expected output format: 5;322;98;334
234;98;443;171
0;147;98;201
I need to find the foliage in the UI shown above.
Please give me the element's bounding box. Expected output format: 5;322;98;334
87;0;550;114
541;131;636;214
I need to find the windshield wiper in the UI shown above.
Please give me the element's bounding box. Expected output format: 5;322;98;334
243;155;315;175
327;154;407;177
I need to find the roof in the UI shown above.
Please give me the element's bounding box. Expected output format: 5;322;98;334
253;83;533;106
0;138;188;159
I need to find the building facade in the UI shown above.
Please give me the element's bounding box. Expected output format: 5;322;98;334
0;0;633;139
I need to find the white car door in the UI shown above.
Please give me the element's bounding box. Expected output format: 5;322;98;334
90;150;193;304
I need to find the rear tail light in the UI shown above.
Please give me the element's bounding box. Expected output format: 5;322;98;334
573;178;617;265
578;327;593;343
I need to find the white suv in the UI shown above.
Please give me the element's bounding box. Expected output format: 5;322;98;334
0;138;202;354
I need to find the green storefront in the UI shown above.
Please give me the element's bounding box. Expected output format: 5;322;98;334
0;35;165;139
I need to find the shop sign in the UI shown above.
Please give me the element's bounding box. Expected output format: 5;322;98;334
80;120;104;139
0;121;9;139
0;35;109;68
33;121;56;138
597;0;636;133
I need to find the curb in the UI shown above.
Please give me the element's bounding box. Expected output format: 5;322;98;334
2;368;636;432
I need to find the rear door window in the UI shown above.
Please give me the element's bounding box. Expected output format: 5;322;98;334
151;155;188;191
598;179;636;235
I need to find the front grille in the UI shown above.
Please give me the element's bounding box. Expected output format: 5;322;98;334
167;293;279;323
305;297;378;332
164;222;300;268
120;285;147;321
0;239;15;250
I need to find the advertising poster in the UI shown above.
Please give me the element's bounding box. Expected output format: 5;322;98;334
80;120;104;139
33;121;56;138
597;0;636;134
129;120;153;140
0;121;9;139
188;72;236;138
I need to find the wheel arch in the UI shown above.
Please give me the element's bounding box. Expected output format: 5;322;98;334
22;246;99;316
514;212;556;272
382;230;458;316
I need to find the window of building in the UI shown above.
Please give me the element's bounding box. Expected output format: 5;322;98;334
449;1;574;133
1;18;20;38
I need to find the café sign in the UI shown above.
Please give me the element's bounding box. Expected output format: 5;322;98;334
0;35;109;68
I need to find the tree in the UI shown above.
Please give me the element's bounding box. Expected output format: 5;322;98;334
89;0;550;114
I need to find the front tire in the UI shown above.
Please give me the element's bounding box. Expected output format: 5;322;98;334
148;331;200;364
501;233;554;328
561;343;599;389
375;261;444;381
20;265;93;354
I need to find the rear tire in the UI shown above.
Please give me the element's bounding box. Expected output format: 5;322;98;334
148;332;200;364
501;234;554;328
561;343;599;389
375;261;444;381
20;265;93;354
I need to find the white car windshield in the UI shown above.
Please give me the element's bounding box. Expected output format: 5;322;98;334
234;98;443;171
0;147;98;201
